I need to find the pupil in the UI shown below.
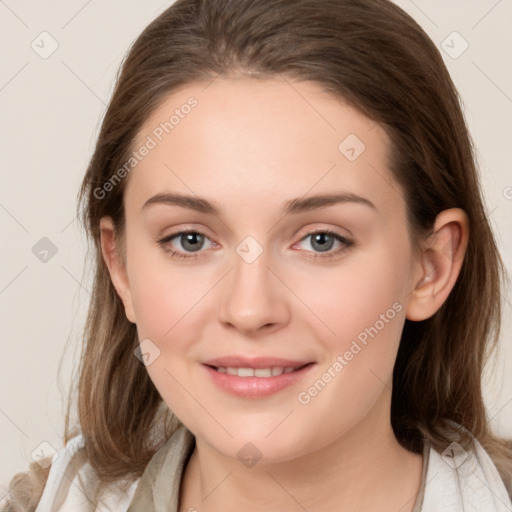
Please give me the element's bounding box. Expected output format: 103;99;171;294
312;233;333;252
183;233;203;252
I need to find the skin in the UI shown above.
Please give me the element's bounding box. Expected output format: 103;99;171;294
100;76;468;511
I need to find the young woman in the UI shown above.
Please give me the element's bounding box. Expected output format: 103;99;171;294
4;0;512;510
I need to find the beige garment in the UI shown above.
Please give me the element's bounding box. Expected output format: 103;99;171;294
127;426;195;512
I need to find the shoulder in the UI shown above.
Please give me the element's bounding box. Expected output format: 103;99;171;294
421;435;512;512
33;434;139;512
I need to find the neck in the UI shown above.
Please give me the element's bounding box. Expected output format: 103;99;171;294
179;388;423;512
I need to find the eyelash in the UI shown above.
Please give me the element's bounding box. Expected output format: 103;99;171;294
157;229;353;261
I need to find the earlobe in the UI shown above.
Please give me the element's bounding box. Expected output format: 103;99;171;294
406;208;469;321
99;216;137;324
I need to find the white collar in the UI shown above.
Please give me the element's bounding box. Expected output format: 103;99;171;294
421;437;512;511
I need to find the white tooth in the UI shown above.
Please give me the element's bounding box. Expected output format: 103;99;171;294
220;366;294;377
254;368;272;377
237;367;255;377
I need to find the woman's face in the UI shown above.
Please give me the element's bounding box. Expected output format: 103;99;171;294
106;77;424;463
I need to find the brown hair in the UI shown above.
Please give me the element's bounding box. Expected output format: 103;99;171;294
5;0;511;508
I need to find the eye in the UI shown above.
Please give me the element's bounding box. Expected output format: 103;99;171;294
157;229;353;261
157;230;215;259
295;230;353;260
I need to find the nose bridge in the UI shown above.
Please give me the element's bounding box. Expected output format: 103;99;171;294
218;235;289;333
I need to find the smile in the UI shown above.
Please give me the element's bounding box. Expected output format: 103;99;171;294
203;362;315;398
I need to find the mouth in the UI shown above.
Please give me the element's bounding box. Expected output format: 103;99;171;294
202;359;316;398
205;362;312;378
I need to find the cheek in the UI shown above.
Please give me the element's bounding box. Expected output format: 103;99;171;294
127;241;206;343
292;241;409;411
294;245;409;352
126;248;213;420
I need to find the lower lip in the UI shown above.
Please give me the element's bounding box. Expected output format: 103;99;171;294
202;363;315;398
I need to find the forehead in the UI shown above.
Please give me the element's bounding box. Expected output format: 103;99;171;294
126;77;401;215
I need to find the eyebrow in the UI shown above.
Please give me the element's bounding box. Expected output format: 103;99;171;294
142;191;377;215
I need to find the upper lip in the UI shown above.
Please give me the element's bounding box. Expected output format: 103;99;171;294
202;356;314;369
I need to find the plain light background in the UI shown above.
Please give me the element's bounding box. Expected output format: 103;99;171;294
0;0;511;487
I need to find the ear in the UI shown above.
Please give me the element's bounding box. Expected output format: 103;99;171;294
406;208;469;321
99;216;137;323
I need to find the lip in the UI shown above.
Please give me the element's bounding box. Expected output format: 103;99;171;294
202;359;316;399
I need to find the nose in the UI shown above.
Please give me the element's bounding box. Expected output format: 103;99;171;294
218;246;290;335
